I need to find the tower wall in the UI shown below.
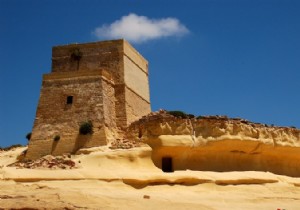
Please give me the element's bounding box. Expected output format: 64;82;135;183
125;87;151;125
122;42;151;126
26;40;151;160
26;70;114;159
51;39;150;127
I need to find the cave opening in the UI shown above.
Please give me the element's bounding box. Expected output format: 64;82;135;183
162;157;173;173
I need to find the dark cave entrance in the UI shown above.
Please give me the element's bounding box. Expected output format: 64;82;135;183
162;157;173;173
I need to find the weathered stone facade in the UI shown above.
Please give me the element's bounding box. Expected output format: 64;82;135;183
26;40;151;160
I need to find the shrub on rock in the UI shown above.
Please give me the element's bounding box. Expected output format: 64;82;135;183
167;111;194;119
79;121;93;135
26;132;32;141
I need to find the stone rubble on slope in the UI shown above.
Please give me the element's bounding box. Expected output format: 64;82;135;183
9;154;77;169
109;138;145;149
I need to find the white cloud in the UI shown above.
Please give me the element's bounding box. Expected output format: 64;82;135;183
92;13;189;43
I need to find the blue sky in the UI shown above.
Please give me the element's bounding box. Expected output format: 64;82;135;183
0;0;299;147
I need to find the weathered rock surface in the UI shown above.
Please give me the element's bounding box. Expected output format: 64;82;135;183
127;111;300;177
1;146;300;209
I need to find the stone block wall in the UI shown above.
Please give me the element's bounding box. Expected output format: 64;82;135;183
26;70;113;159
50;39;150;128
122;41;150;126
125;87;151;126
52;40;124;83
123;55;149;102
102;78;117;129
26;39;151;159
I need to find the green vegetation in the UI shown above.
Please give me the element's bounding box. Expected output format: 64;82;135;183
0;144;24;151
79;121;93;135
26;132;32;141
167;110;187;118
53;135;60;141
70;48;82;61
167;111;195;119
187;114;195;118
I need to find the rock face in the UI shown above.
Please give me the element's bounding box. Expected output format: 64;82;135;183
26;40;151;160
127;111;300;177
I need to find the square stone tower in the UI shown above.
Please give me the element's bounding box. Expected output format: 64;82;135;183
26;39;151;160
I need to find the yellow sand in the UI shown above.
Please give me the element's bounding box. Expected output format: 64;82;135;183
1;146;300;209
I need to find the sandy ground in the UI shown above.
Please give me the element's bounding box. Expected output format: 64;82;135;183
1;146;300;209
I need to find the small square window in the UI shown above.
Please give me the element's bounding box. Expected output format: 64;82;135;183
66;96;73;104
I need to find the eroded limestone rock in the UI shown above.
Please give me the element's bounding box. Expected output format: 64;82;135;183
127;110;300;177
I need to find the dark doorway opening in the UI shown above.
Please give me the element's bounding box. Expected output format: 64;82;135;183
162;157;173;172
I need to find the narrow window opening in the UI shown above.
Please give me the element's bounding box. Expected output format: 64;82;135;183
162;157;173;173
66;96;73;104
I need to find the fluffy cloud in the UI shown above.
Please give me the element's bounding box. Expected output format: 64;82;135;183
93;13;189;43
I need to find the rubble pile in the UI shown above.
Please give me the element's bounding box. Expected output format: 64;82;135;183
109;138;144;150
9;155;77;169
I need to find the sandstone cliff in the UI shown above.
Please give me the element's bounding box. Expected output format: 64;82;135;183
127;111;300;177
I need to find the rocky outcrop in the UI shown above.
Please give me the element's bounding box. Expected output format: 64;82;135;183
127;111;300;177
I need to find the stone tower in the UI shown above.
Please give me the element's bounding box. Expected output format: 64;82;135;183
26;40;151;160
